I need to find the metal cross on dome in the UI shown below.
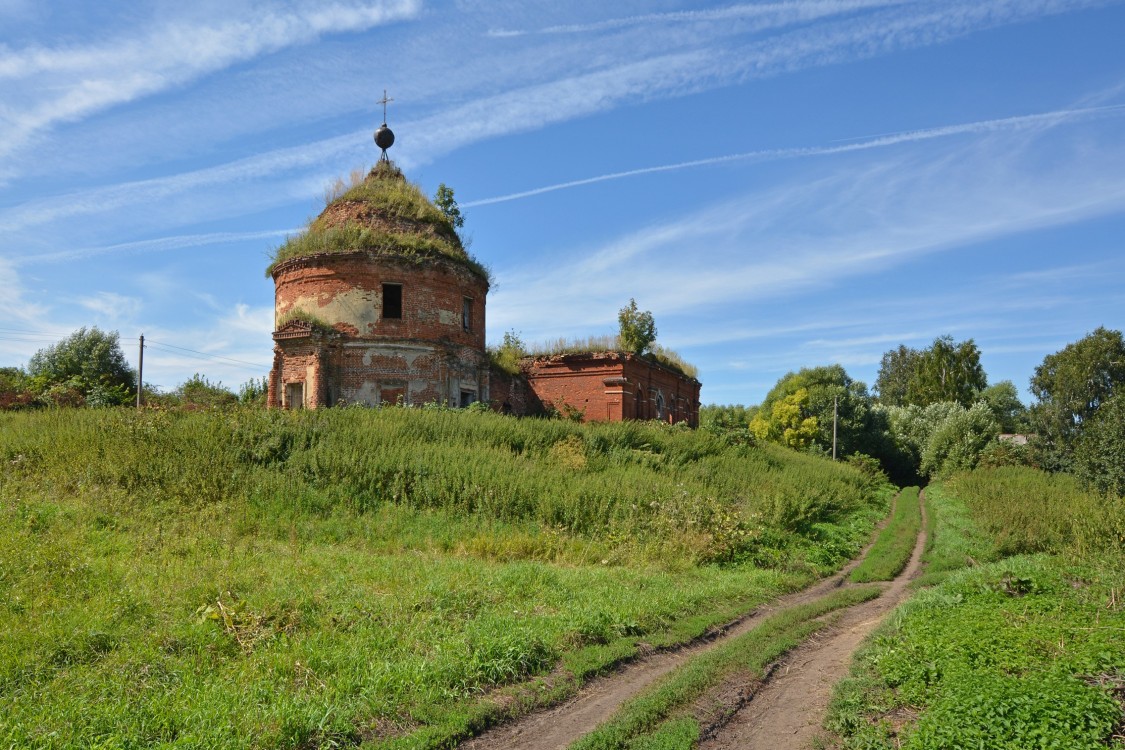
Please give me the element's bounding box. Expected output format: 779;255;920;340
377;89;393;125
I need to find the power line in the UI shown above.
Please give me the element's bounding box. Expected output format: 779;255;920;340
145;340;268;370
0;334;70;343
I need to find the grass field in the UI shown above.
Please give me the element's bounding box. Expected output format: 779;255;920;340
825;468;1125;749
0;407;889;749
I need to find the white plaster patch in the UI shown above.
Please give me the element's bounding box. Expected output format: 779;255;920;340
358;343;434;368
284;288;379;330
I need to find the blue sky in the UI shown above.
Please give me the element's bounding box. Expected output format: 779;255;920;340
1;0;1123;405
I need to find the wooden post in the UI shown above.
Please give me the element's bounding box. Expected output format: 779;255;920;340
136;334;144;408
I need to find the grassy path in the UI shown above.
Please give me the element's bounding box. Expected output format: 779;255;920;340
462;489;917;750
698;489;927;749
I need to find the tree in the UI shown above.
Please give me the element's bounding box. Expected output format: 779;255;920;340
875;337;986;408
750;365;886;458
1029;327;1125;469
618;299;657;355
27;327;134;405
919;402;1000;478
978;380;1027;433
1074;394;1125;497
906;335;987;407
884;401;965;470
433;183;464;234
875;345;918;406
750;387;818;449
489;329;527;375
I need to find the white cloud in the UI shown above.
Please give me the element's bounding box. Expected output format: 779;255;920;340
0;0;421;158
3;0;1111;235
487;114;1125;342
78;292;142;322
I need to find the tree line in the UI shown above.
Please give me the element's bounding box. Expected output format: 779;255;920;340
702;327;1124;496
0;327;266;409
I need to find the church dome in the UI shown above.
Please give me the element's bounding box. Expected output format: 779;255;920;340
266;161;488;283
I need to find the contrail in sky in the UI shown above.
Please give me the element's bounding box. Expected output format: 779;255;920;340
486;0;914;37
463;104;1125;208
18;105;1123;266
18;228;295;266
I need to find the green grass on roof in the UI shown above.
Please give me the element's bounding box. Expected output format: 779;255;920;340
266;164;490;283
333;176;453;232
525;336;700;380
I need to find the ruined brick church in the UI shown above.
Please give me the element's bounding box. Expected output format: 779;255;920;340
266;112;700;426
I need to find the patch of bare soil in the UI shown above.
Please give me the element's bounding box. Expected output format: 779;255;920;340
698;491;928;750
460;495;902;750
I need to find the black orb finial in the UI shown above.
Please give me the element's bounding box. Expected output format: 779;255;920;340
374;89;395;162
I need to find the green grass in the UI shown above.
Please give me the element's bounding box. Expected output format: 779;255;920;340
569;586;882;750
945;466;1125;558
265;163;490;281
848;486;921;583
0;407;888;749
825;469;1125;750
912;482;995;588
266;223;489;281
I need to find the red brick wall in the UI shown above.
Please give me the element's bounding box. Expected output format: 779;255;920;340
268;336;489;409
523;352;701;427
488;367;543;416
268;252;489;409
272;252;487;350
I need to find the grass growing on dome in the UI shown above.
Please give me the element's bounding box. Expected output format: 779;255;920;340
334;175;454;232
267;162;491;282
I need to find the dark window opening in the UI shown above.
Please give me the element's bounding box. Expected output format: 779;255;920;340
382;283;402;319
462;297;473;331
460;390;475;408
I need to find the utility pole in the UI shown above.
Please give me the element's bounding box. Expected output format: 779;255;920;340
832;394;838;461
136;334;144;409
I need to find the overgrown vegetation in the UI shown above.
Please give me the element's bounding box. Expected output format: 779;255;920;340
275;308;336;333
618;298;657;356
824;468;1125;749
488;329;527;375
266;162;489;281
523;334;699;380
848;486;922;583
0;407;887;749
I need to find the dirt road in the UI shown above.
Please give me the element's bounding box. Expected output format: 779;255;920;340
462;491;920;750
699;490;927;749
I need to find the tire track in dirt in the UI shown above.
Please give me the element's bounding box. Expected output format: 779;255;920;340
698;489;928;750
460;492;907;750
